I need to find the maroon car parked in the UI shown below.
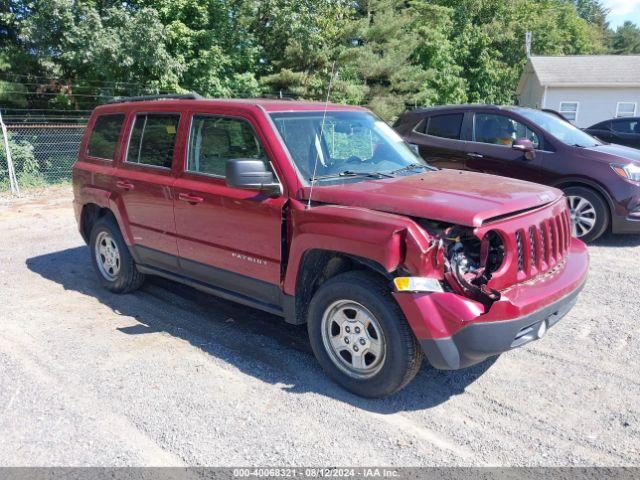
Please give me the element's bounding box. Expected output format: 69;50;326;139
73;96;588;397
395;105;640;242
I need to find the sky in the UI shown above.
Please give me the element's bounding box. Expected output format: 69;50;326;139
603;0;640;28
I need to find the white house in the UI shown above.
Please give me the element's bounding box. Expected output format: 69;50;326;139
517;55;640;128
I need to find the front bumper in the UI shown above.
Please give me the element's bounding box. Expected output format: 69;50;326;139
394;238;589;370
610;191;640;234
611;213;640;234
418;283;583;369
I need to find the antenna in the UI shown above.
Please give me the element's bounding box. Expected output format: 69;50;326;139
307;61;337;210
525;32;532;57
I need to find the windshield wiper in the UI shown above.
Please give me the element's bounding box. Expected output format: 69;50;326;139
388;163;430;175
309;170;394;182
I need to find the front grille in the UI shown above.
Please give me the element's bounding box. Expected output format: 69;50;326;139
515;209;571;276
516;231;524;271
539;223;547;263
529;226;537;267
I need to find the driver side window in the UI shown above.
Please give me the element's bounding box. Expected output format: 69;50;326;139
187;115;264;176
474;113;540;149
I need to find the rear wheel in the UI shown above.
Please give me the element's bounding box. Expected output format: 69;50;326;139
89;215;145;293
307;271;422;398
564;186;609;243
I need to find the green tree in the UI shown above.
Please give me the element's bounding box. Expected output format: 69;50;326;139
610;21;640;54
18;1;183;89
256;0;356;98
136;0;262;97
434;0;606;104
573;0;609;29
0;0;614;118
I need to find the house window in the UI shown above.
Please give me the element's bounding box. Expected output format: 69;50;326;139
559;102;579;123
616;102;637;118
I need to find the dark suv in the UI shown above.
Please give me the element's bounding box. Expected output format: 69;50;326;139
585;117;640;150
73;96;588;397
395;105;640;242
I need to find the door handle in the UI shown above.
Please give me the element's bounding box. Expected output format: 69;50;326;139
467;152;484;158
178;192;204;204
116;180;135;190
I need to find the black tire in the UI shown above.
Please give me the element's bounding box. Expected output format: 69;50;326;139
563;186;609;243
89;215;145;293
307;271;423;398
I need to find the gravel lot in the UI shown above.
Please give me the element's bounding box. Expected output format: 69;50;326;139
0;187;639;467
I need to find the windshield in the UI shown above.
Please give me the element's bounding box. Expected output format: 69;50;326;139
269;110;430;182
514;108;602;148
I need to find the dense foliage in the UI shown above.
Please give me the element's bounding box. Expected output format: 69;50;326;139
0;0;636;120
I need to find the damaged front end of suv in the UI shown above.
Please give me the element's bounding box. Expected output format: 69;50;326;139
392;198;588;370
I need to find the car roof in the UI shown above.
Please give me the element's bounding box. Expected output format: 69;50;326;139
92;97;369;115
399;104;539;118
587;117;640;128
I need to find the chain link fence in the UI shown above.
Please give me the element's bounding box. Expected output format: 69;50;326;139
0;120;86;193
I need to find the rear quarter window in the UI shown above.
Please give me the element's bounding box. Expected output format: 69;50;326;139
87;114;125;160
426;114;464;140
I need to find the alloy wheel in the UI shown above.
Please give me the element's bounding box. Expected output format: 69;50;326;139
567;195;597;238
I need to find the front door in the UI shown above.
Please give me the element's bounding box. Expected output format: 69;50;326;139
172;113;285;307
464;112;547;184
116;112;182;270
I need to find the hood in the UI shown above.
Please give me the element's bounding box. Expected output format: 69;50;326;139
582;144;640;164
301;169;563;227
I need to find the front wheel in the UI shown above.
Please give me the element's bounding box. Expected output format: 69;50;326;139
307;271;423;398
564;186;609;243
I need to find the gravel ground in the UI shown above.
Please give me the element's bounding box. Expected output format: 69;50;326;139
0;188;639;467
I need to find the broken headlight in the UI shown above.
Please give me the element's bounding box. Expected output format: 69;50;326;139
444;228;504;306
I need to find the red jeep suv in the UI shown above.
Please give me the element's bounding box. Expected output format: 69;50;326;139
73;95;589;397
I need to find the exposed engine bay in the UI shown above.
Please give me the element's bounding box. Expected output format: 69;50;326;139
419;220;504;308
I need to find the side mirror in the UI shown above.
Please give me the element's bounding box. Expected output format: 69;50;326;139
225;159;281;195
512;138;536;160
408;143;420;156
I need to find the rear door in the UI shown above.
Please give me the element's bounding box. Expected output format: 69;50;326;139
115;112;184;270
464;112;547;184
172;110;285;307
404;112;468;169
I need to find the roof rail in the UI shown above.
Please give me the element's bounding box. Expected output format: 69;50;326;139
260;94;296;101
107;93;203;104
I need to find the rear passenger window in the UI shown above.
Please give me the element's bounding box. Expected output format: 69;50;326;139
414;118;427;133
187;116;264;176
87;114;125;160
426;114;463;140
126;113;180;169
